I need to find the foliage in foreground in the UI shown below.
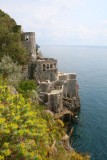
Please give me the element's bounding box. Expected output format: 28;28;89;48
0;80;63;160
0;79;90;160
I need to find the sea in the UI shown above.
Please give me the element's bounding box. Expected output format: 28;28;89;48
40;45;107;160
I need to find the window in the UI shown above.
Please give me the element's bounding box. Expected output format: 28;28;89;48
43;64;45;71
50;64;53;68
47;64;49;69
25;35;29;41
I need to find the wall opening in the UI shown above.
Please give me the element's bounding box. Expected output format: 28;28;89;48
50;64;53;68
25;35;29;41
47;64;49;69
43;64;46;71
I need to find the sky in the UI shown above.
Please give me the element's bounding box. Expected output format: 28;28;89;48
0;0;107;46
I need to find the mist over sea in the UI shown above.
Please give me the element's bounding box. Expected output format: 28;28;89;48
41;45;107;160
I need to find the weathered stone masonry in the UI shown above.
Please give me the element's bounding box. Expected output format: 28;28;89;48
22;31;80;113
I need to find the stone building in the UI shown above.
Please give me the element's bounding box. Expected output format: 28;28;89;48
33;58;58;82
22;31;80;113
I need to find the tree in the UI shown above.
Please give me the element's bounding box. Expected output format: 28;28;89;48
0;9;28;65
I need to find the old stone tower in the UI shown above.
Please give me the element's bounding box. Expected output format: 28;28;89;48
22;30;80;113
22;32;36;61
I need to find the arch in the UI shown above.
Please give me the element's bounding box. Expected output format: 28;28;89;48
43;64;46;71
50;63;53;68
47;64;49;69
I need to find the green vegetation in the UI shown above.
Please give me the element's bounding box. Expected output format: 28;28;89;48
17;80;39;103
0;55;22;87
17;80;37;97
0;9;28;65
0;80;62;160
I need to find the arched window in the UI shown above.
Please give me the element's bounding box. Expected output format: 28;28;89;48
47;64;49;69
50;64;53;68
43;64;46;71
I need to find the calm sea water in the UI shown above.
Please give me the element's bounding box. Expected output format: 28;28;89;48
40;45;107;160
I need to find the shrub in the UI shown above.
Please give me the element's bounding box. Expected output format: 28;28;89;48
17;80;37;98
0;55;22;87
0;81;63;160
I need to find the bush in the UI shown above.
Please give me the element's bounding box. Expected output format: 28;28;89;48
17;80;37;98
0;81;64;160
0;55;22;87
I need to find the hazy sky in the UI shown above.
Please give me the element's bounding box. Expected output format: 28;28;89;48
0;0;107;45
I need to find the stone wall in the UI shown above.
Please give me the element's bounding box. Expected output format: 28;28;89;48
58;73;76;81
47;90;63;113
65;79;77;97
58;73;77;97
37;81;51;93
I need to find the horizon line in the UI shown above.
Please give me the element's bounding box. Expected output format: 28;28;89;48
40;44;107;47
